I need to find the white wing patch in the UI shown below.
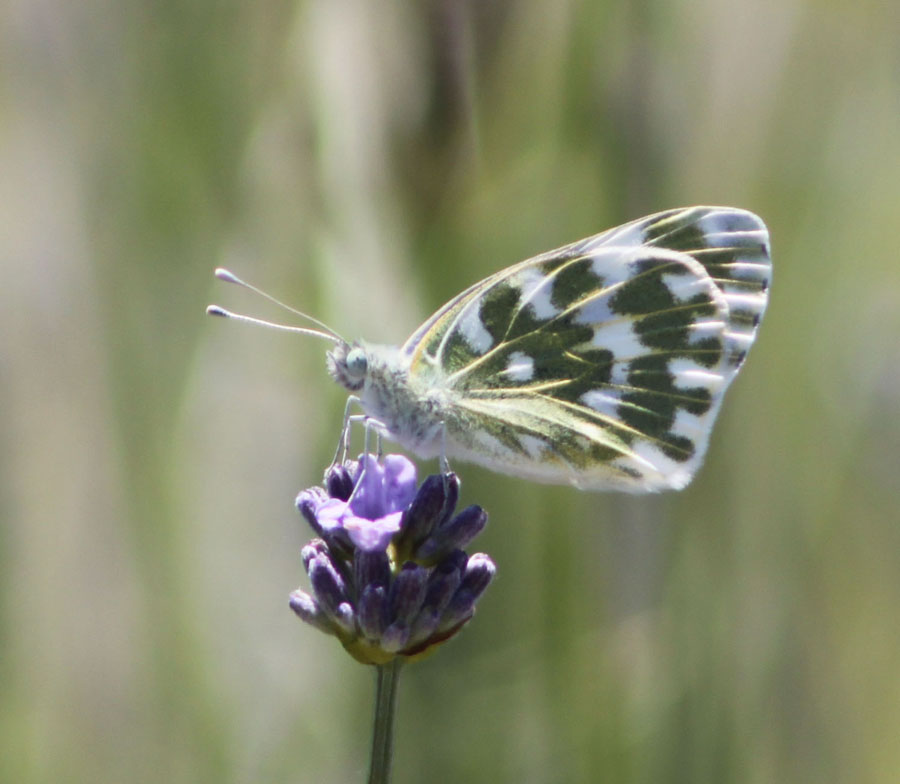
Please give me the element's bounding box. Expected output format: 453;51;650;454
503;351;535;382
572;292;615;327
659;271;713;303
457;301;493;354
668;360;725;392
514;266;560;320
588;318;645;357
580;389;623;418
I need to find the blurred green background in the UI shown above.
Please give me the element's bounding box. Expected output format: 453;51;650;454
2;1;898;782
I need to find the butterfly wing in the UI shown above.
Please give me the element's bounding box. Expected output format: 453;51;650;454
403;206;771;491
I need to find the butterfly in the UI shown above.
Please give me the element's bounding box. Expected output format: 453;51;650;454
209;206;770;492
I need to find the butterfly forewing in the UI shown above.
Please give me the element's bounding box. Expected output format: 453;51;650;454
403;206;770;491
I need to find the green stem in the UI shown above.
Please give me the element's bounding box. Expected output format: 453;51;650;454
367;658;403;784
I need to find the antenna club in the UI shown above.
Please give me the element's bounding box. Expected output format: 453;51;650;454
206;305;229;317
214;268;242;285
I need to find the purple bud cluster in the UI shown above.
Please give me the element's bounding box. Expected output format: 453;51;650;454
290;455;495;665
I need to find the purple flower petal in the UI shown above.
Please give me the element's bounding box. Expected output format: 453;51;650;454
343;510;404;551
382;454;418;512
348;455;388;520
346;454;418;521
315;498;351;533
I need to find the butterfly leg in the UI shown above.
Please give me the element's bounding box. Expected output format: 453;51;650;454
439;421;450;474
332;395;362;466
343;415;388;507
361;416;389;462
438;420;456;495
362;417;376;459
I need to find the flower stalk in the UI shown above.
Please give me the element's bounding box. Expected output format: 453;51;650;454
368;659;403;784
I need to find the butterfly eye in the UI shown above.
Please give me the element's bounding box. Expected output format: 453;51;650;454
345;347;368;379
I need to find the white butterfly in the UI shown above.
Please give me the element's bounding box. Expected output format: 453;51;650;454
210;206;770;492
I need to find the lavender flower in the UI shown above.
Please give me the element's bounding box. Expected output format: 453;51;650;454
291;454;495;665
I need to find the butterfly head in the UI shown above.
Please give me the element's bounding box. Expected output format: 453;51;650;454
327;341;369;391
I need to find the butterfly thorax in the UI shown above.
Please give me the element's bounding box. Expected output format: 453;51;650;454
328;341;447;456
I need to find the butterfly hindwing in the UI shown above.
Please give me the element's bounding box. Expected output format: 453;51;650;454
583;206;771;373
402;207;770;491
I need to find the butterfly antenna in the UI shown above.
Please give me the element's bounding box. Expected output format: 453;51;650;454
212;267;346;343
206;305;343;344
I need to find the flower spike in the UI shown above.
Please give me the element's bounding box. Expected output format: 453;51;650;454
290;454;496;664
